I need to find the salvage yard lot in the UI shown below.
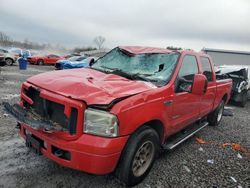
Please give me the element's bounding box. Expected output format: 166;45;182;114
0;65;249;188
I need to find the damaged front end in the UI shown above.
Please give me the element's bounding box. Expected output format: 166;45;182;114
4;83;84;136
216;66;249;106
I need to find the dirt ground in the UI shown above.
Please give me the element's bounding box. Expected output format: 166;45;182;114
0;65;249;188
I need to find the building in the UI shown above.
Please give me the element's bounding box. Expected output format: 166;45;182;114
202;48;250;66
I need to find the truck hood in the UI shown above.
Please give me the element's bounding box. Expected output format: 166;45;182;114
27;68;156;105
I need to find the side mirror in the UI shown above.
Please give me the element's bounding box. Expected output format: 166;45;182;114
89;58;95;67
192;74;208;95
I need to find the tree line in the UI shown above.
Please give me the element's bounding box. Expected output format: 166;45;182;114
0;31;106;54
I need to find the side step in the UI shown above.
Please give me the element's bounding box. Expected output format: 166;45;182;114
163;121;209;150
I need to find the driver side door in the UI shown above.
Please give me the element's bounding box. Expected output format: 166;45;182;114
171;55;201;132
46;55;58;64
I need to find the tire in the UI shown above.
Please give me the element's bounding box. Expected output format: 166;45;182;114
208;100;225;126
247;89;250;100
238;90;247;107
37;59;44;65
5;58;14;66
115;126;160;186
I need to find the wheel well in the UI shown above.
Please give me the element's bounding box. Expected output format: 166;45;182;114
142;120;164;142
5;57;14;62
37;59;44;62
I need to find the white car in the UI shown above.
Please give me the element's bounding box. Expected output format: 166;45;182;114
0;48;18;66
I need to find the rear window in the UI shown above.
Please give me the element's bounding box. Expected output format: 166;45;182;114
201;57;213;81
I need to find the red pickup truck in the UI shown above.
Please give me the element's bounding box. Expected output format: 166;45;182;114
5;46;232;186
27;54;64;65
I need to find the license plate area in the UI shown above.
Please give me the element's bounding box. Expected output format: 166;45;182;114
25;134;43;155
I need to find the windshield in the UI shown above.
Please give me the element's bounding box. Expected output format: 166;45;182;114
68;56;81;61
77;56;87;61
91;47;179;86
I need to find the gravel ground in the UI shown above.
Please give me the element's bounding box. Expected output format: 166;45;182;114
0;65;249;188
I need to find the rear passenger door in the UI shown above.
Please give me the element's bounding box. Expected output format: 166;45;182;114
199;56;216;117
171;55;201;131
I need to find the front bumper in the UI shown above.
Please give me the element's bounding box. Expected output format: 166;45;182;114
19;123;128;174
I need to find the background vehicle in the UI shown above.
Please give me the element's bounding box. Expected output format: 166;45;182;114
5;46;232;186
27;54;64;65
216;65;249;107
55;56;97;70
0;48;18;66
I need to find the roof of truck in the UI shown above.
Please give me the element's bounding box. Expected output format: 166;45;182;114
119;46;173;54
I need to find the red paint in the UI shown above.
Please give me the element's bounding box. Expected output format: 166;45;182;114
18;46;232;174
192;74;207;95
119;46;173;54
27;54;64;65
27;68;154;105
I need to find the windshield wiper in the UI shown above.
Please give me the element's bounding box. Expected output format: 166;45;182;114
130;73;154;82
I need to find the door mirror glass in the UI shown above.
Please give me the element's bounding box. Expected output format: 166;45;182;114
178;78;192;93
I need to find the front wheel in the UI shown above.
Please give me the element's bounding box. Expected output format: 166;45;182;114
115;126;159;186
37;60;44;65
208;100;225;126
5;58;14;66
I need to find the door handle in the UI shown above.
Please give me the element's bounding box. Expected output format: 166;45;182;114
164;100;173;106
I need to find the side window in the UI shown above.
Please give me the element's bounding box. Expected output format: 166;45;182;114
201;57;213;81
176;55;199;93
50;55;59;58
179;55;198;81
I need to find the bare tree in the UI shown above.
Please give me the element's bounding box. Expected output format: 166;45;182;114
0;31;12;46
93;36;105;49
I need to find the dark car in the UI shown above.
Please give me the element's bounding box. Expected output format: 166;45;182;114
216;65;249;107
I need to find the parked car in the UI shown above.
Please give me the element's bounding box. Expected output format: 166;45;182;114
216;65;249;107
0;48;18;66
27;54;64;65
55;56;97;70
5;46;232;186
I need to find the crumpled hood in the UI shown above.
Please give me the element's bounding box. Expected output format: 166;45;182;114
27;68;156;105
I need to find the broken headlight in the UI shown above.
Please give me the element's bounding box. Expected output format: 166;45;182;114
84;109;119;137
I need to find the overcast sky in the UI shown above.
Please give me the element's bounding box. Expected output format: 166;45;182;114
0;0;249;51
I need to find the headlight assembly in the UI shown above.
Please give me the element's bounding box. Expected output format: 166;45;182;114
84;108;119;137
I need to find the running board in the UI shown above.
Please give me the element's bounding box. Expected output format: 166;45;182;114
163;121;209;150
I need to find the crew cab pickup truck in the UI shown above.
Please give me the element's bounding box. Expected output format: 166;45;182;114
5;46;232;186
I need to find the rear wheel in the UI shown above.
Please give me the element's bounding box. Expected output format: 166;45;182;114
115;126;159;186
5;58;14;66
208;100;225;126
37;59;44;65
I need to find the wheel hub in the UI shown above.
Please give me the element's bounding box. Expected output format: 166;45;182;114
132;141;154;177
